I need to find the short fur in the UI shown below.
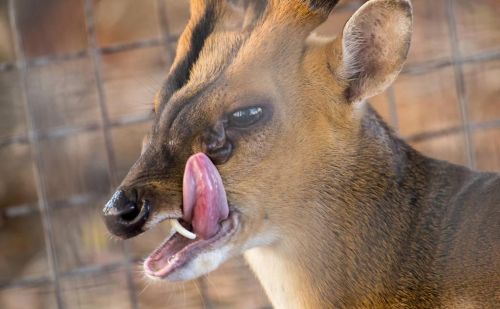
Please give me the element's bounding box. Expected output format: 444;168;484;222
104;1;500;308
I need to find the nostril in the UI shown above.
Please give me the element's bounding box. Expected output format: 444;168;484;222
118;199;150;226
103;189;151;238
117;202;141;222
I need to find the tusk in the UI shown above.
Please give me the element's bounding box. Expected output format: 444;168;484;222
170;219;196;239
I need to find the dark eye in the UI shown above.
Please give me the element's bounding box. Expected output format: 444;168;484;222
228;106;263;128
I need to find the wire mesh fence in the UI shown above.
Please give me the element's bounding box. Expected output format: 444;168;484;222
0;0;499;308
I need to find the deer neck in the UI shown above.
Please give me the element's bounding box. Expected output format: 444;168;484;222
245;105;455;308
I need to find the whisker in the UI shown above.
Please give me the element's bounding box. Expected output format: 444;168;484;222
204;274;219;302
138;279;152;296
193;279;207;309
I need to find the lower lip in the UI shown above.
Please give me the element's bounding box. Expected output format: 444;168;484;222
143;211;239;279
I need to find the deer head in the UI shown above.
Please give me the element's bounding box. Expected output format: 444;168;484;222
103;0;412;287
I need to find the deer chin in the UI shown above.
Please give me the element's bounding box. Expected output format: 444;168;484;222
143;210;240;281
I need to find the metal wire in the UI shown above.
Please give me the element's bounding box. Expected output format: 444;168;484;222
7;0;64;307
82;0;139;307
386;85;399;132
2;47;500;151
446;0;475;168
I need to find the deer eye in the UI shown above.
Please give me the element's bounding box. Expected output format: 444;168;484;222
228;106;263;128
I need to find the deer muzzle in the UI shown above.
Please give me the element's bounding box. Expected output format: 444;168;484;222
103;152;230;241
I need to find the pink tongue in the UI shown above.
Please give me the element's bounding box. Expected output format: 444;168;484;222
182;153;229;240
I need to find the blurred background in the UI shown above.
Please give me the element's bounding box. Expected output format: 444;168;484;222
0;0;498;308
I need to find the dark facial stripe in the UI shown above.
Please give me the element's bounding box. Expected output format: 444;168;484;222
308;0;340;15
159;5;218;111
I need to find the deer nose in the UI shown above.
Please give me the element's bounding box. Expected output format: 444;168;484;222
103;189;150;238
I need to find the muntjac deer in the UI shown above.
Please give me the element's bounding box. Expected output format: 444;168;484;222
103;0;500;307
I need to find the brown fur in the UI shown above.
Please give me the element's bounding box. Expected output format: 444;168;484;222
105;1;500;308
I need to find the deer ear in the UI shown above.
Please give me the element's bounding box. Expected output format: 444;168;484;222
339;0;412;102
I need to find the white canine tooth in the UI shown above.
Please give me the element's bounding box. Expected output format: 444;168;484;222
170;219;196;239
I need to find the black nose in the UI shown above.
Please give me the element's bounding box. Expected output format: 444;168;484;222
103;189;150;238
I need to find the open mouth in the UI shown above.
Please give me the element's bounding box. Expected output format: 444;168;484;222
143;211;239;279
143;152;238;279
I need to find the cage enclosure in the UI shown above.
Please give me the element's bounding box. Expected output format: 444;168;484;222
0;0;499;308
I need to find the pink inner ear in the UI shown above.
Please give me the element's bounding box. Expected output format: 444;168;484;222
182;153;229;239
